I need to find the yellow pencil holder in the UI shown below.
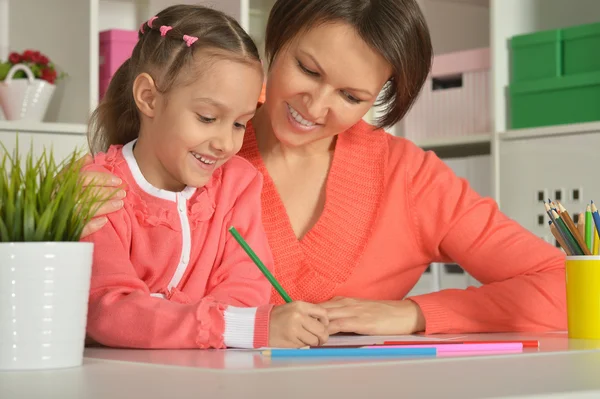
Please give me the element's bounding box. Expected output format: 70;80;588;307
566;256;600;339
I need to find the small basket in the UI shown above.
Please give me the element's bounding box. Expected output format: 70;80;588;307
0;64;55;121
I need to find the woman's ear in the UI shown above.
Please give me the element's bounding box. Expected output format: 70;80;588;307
132;73;158;118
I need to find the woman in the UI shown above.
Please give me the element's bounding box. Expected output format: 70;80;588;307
82;0;566;338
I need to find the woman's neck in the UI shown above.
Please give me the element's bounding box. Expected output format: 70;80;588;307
252;105;336;162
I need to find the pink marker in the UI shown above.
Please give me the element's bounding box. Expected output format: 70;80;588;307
365;343;523;352
438;349;524;357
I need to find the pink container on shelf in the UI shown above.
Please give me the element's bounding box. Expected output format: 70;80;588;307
402;47;491;142
99;29;138;100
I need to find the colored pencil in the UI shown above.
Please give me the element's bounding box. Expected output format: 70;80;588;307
557;202;591;255
383;339;539;348
366;343;523;352
592;201;600;255
586;205;594;252
262;347;437;358
545;203;574;254
228;226;293;303
549;220;573;255
552;210;584;255
577;213;586;245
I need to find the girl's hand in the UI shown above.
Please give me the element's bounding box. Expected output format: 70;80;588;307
78;154;126;238
268;301;329;348
321;297;426;336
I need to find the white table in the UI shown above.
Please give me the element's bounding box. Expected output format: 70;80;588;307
3;332;600;399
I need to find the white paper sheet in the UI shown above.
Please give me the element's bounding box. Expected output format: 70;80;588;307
323;334;465;346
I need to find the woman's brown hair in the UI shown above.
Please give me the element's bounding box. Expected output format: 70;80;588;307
88;4;261;153
264;0;432;129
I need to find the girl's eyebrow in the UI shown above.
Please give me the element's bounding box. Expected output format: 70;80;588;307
193;97;255;116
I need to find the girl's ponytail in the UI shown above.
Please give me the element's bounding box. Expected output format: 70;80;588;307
88;58;140;154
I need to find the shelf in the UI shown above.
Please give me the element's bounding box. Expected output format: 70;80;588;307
499;121;600;141
409;133;492;158
0;121;87;135
413;132;491;149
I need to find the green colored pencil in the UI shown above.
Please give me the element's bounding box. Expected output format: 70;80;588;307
585;205;594;252
228;226;292;303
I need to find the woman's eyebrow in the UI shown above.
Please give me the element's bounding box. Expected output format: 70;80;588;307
298;50;375;97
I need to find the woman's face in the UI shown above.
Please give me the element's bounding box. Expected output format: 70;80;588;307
262;21;392;149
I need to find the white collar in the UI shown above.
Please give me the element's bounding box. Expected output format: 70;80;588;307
122;140;196;203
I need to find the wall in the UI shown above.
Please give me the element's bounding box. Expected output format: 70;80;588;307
0;0;7;60
420;0;490;55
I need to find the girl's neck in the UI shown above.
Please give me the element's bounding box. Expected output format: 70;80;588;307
132;138;186;192
253;105;336;162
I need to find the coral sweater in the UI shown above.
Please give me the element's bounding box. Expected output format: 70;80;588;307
238;119;567;333
82;141;273;349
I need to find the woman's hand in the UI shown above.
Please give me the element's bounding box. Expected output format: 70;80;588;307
320;297;426;336
78;154;126;238
268;301;329;348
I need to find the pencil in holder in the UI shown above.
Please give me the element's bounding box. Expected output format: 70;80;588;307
565;256;600;339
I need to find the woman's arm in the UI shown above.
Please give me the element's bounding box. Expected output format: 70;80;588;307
404;146;566;334
324;139;566;335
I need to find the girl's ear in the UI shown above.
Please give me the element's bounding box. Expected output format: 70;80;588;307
132;73;158;118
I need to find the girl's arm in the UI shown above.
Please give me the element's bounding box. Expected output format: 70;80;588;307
205;169;273;307
82;208;271;350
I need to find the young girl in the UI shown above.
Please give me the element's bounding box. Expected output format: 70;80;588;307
82;5;329;349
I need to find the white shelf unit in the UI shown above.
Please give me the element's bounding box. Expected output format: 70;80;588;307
1;0;273;127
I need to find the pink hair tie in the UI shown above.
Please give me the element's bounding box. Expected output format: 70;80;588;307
159;25;173;36
183;35;198;47
147;16;158;28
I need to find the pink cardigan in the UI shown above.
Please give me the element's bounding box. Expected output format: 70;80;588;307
82;141;273;349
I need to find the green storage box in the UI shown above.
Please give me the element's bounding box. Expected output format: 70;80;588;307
510;71;600;129
511;21;600;84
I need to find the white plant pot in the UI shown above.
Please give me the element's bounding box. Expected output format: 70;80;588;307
0;242;93;371
0;64;55;121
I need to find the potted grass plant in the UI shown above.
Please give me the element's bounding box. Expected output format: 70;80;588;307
0;142;104;370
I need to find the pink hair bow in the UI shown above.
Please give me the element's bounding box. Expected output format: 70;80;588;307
147;16;158;28
183;35;198;47
160;25;173;36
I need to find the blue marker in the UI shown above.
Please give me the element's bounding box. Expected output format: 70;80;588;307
262;347;436;358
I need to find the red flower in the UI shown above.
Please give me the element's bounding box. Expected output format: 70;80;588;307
39;55;49;65
8;52;21;64
31;51;42;63
41;68;57;84
21;50;35;62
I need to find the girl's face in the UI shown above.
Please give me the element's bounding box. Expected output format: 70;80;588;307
137;55;263;191
262;22;393;149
